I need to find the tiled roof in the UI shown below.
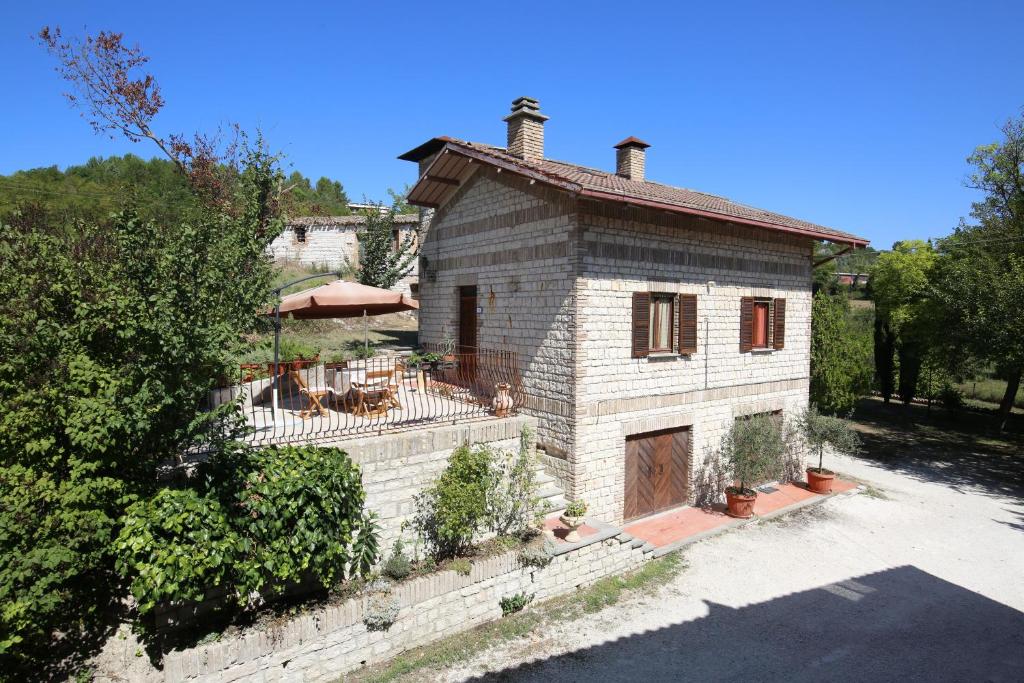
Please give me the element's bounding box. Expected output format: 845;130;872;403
403;137;867;245
287;214;419;227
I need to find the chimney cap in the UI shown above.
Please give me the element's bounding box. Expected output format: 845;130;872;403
503;96;549;123
614;136;651;149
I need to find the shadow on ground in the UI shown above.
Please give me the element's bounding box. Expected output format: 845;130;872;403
470;566;1024;682
849;398;1024;499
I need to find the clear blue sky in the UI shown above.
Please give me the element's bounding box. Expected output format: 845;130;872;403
2;1;1022;248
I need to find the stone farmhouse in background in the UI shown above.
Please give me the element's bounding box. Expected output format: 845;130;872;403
269;209;421;294
400;97;868;525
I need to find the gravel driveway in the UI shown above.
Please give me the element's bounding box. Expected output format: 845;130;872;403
431;449;1024;682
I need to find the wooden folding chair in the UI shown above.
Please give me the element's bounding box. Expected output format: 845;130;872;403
290;369;335;419
351;362;403;418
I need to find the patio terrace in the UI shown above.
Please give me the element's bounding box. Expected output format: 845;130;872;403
210;347;524;446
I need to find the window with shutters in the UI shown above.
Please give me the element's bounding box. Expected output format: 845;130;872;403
740;297;786;352
632;292;699;358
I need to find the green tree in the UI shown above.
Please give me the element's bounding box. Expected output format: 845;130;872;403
798;406;861;474
870;240;936;404
356;205;418;289
812;242;840;293
279;172;351;216
0;155;198;224
931;113;1024;429
810;291;873;413
0;27;289;673
387;183;418;215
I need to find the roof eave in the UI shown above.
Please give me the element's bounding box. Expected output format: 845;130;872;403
397;136;455;162
405;142;582;209
577;188;869;247
402;140;869;247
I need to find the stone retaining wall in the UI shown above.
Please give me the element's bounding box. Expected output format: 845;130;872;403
152;417;535;633
161;525;651;682
326;416;535;551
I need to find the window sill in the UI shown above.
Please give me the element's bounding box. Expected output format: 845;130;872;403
647;352;680;361
750;348;774;355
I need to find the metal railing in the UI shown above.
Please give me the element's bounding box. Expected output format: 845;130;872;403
209;346;524;446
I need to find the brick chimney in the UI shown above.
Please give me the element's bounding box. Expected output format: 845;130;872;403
614;137;650;181
503;97;548;160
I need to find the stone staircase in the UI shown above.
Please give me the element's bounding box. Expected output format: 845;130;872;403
532;463;568;516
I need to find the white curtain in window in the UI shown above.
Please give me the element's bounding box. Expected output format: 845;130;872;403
650;298;672;350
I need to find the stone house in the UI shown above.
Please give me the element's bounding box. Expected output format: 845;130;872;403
399;97;868;524
268;212;421;293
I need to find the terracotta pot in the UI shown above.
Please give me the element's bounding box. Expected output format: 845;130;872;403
725;488;757;519
492;383;514;417
558;514;584;543
806;468;835;494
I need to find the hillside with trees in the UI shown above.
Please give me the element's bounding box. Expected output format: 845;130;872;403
0;155;353;224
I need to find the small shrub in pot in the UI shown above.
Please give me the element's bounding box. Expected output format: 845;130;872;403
721;414;787;518
559;499;588;543
798;406;861;493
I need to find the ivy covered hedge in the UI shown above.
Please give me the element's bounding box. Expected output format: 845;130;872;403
116;445;378;615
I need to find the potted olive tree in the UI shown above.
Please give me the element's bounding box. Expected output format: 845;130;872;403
798;406;861;493
722;413;787;518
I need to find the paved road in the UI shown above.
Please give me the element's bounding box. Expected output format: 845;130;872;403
438;450;1024;682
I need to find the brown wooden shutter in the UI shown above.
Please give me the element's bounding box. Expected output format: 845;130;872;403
740;297;754;352
678;294;698;355
772;298;786;350
632;292;650;358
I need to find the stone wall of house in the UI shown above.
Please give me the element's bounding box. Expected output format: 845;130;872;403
157;528;648;682
415;168;817;524
571;201;813;522
269;224;360;270
417;167;578;457
268;216;420;293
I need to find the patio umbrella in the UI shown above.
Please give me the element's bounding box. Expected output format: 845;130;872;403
267;279;419;419
276;280;419;320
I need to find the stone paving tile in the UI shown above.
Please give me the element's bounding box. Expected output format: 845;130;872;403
624;479;856;548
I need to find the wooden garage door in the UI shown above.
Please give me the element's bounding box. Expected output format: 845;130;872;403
624;427;690;521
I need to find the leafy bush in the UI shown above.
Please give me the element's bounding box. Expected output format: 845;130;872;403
346;341;378;360
449;558;472;576
410;444;494;560
116;488;240;614
940;385;965;413
410;431;545;561
499;592;533;616
518;546;552;570
488;428;545;536
406;352;441;368
363;589;400;632
275;338;320;362
381;540;412;581
115;445;379;614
